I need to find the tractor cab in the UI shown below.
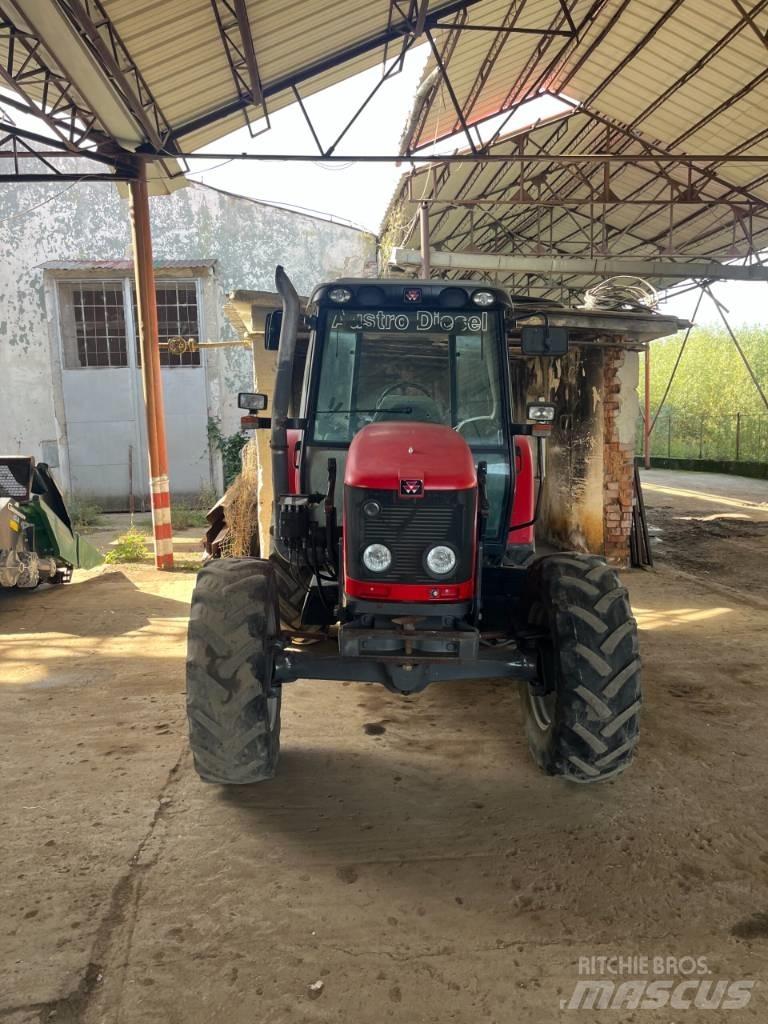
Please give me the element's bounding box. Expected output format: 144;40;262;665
300;279;516;561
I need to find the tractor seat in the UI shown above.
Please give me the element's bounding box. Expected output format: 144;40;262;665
374;394;444;423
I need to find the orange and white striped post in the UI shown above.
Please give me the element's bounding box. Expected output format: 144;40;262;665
129;158;174;570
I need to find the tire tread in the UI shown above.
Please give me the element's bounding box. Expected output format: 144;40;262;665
523;553;642;782
186;557;281;785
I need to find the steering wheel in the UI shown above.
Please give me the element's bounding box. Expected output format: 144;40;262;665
456;415;498;439
375;380;434;410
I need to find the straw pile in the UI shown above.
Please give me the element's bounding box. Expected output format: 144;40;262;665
220;440;261;558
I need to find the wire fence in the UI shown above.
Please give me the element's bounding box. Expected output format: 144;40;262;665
637;413;768;463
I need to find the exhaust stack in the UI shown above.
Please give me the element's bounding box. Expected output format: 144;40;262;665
272;265;300;503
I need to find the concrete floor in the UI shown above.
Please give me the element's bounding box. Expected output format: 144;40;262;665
640;469;768;600
2;470;768;1023
641;468;768;521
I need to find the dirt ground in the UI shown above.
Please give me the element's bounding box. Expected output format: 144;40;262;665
2;469;768;1023
641;469;768;600
80;512;206;568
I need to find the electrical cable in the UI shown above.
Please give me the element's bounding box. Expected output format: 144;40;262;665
5;176;88;222
189;157;234;175
582;276;659;313
312;160;354;171
391;81;446;254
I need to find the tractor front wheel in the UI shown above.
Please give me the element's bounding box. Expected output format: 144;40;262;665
521;554;641;783
186;557;281;784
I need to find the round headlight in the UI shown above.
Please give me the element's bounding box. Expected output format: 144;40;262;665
426;545;456;575
328;286;352;303
362;500;381;518
471;290;495;307
362;543;392;573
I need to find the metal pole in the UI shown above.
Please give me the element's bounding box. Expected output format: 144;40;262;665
736;412;741;461
128;444;135;517
129;159;174;570
420;202;431;279
667;415;672;458
390;249;768;283
644;347;651;469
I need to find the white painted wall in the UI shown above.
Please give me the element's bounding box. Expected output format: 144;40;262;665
616;350;640;445
0;179;375;501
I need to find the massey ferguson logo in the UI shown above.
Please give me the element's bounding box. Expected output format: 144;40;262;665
400;478;424;497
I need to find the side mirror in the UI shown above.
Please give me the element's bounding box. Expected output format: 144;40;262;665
238;392;268;411
520;316;569;356
264;309;282;351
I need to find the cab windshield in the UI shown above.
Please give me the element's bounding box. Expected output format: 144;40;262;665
311;308;505;446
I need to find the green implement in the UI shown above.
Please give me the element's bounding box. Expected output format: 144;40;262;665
0;456;102;588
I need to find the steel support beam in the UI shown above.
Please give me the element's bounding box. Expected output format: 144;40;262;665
706;285;768;412
172;0;482;141
0;0;181;181
168;150;768;165
57;0;175;151
643;348;651;469
419;201;431;277
410;194;768;209
0;2;102;151
0;118;136;179
210;0;267;133
389;248;768;282
233;0;263;102
128;159;174;571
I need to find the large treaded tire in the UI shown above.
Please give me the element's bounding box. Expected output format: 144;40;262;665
269;553;311;630
521;553;641;783
503;542;536;568
186;557;281;784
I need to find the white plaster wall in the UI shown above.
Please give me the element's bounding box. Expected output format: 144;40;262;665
616;350;640;445
0;179;374;492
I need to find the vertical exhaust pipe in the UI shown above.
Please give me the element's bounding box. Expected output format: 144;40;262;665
271;266;300;551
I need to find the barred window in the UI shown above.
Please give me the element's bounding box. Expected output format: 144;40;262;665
133;282;201;367
69;284;128;367
57;278;202;369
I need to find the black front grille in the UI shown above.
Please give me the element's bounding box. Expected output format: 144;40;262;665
345;486;475;583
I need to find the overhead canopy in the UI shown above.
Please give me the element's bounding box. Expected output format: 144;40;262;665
384;0;768;297
1;0;766;288
386;108;768;299
0;0;471;189
407;0;768;161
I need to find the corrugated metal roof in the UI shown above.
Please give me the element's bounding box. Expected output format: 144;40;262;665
385;108;768;299
412;0;768;160
39;259;217;270
4;0;766;276
411;0;597;147
0;0;468;176
382;0;768;295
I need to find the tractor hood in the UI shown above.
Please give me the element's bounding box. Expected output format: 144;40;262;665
345;422;476;492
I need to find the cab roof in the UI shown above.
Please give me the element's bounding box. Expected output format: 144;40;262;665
309;278;516;310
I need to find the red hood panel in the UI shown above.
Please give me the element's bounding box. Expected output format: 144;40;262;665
345;422;476;491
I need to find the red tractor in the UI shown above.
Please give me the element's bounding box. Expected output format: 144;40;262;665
186;268;641;785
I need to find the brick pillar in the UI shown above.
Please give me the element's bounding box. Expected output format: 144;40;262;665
602;348;637;566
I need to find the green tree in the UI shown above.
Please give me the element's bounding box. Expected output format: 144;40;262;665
640;325;768;461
